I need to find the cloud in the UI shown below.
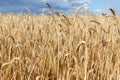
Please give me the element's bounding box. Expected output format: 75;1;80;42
0;0;47;14
44;0;91;13
95;9;102;13
91;9;102;15
0;0;91;14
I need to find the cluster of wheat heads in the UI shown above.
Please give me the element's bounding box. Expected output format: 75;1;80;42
0;7;120;80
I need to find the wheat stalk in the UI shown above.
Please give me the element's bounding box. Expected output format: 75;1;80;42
74;6;85;22
8;35;15;44
76;41;88;80
46;2;52;9
109;8;115;16
90;20;101;25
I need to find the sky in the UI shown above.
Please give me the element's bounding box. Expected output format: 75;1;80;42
0;0;120;15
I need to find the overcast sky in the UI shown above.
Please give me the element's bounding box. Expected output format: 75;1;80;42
0;0;119;15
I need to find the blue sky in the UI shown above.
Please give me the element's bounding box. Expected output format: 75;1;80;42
0;0;119;15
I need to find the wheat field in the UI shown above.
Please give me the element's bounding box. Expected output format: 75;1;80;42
0;8;120;80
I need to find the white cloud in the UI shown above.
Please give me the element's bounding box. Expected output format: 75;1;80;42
63;0;68;2
92;9;102;13
0;0;92;14
95;9;102;12
40;0;92;14
90;9;102;15
71;0;91;4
